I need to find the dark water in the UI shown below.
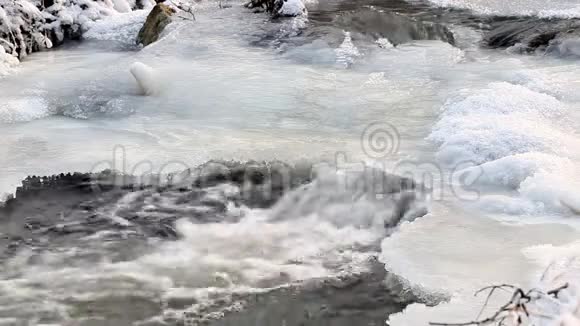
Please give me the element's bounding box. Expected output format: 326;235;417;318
0;161;430;325
270;0;580;54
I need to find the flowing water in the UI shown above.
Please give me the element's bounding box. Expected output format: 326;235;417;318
0;0;580;325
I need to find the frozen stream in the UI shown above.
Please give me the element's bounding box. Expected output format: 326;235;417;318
0;0;580;325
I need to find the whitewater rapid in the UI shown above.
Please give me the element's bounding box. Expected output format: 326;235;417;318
1;0;580;325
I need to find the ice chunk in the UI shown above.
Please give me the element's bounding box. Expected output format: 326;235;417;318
130;61;158;96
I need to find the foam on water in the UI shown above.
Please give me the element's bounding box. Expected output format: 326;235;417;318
0;97;50;123
0;169;420;324
335;31;361;68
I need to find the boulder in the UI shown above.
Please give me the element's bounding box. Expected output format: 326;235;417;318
136;3;176;46
244;0;278;15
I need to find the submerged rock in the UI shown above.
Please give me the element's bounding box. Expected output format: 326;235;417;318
244;0;277;14
136;3;176;46
484;17;580;54
0;160;427;256
333;8;455;47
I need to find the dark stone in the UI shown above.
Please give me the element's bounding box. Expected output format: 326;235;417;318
136;3;176;46
245;0;278;14
484;17;580;52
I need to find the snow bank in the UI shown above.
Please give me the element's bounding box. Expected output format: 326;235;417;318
523;242;580;326
430;81;580;215
429;82;570;165
0;0;146;75
0;45;19;76
83;8;150;44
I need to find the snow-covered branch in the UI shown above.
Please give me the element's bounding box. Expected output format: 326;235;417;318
430;284;570;326
430;256;580;326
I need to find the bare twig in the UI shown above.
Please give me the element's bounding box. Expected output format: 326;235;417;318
429;283;569;326
168;0;196;21
547;283;569;298
474;285;518;320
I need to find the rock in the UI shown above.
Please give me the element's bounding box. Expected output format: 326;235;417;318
244;0;278;14
136;3;176;46
484;17;580;53
245;0;300;17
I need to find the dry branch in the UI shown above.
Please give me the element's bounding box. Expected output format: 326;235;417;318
429;283;569;326
168;0;196;21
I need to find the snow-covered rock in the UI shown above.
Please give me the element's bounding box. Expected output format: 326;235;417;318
245;0;309;17
0;0;141;71
136;3;175;46
277;0;306;17
83;8;149;44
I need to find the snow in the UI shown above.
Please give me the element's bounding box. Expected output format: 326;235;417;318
130;61;158;96
277;0;306;17
83;9;149;44
376;38;394;49
0;46;19;77
112;0;132;13
521;242;580;326
429;81;580;216
0;0;146;76
0;0;161;78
